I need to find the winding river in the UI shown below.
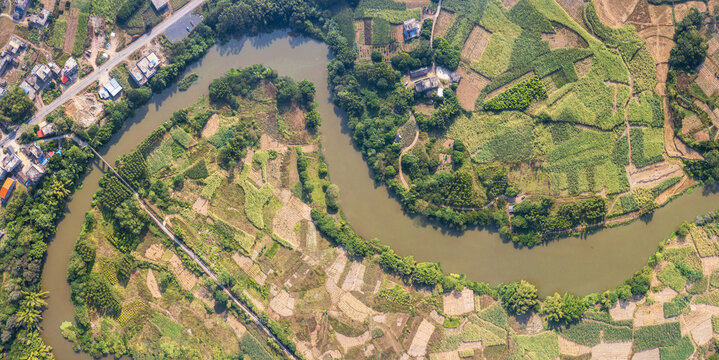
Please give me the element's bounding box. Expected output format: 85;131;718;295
41;30;719;358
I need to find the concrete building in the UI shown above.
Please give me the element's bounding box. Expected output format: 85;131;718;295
1;152;21;174
32;63;52;84
403;19;421;41
13;0;30;19
130;52;161;86
414;77;439;92
6;37;26;56
99;78;122;99
63;57;78;76
0;55;12;75
28;8;51;27
409;66;429;79
19;80;37;100
18;164;46;186
151;0;168;11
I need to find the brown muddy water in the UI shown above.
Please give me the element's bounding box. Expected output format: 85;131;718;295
41;30;719;357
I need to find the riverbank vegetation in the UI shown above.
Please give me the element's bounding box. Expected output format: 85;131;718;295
63;63;719;360
326;0;674;246
664;8;719;186
64;65;320;359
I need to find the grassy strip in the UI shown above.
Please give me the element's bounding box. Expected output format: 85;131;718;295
72;12;90;57
51;17;67;50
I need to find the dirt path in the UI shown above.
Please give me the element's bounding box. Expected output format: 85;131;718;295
397;115;420;189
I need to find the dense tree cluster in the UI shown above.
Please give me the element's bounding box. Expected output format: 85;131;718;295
0;143;91;357
669;9;707;73
499;280;539;315
0;87;35;125
432;37;461;71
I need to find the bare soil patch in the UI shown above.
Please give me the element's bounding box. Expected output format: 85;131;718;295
269;289;296;317
632;348;659;360
634;302;668;327
273;195;311;248
335;331;371;352
696;61;719;97
593;0;639;28
431;351;461;360
434;11;455;38
574;57;593;78
225;314;247;339
626;0;651;29
456;67;489;111
501;0;520;10
144;243;166;261
407;319;435;357
146;269;162;298
201;114;220;138
655;175;696;205
63;8;80;54
340;262;365;292
609;300;636;321
626;161;683;189
443;289;475;316
646;35;674;66
191;197;210;216
680;112;701;135
66;92;104;127
674;1;707;23
649;4;673;26
559;336;591;357
702;256;719;277
338;292;374;322
542;25;587;50
695;129;711;142
590;341;632;359
461;26;490;62
554;0;585;25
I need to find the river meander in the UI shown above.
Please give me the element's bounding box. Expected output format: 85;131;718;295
40;30;719;357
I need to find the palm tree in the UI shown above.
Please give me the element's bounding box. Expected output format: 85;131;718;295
20;331;53;360
16;307;41;329
20;291;48;311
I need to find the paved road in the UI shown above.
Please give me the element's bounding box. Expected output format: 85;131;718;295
0;0;205;148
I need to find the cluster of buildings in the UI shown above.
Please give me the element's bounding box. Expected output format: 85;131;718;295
130;52;161;86
411;67;462;96
13;0;50;24
0;142;54;203
19;57;76;100
0;36;26;89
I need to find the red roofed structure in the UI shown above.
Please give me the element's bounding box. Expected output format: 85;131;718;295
61;74;69;84
36;129;44;138
0;178;15;203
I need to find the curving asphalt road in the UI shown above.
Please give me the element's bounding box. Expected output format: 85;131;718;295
0;0;205;148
